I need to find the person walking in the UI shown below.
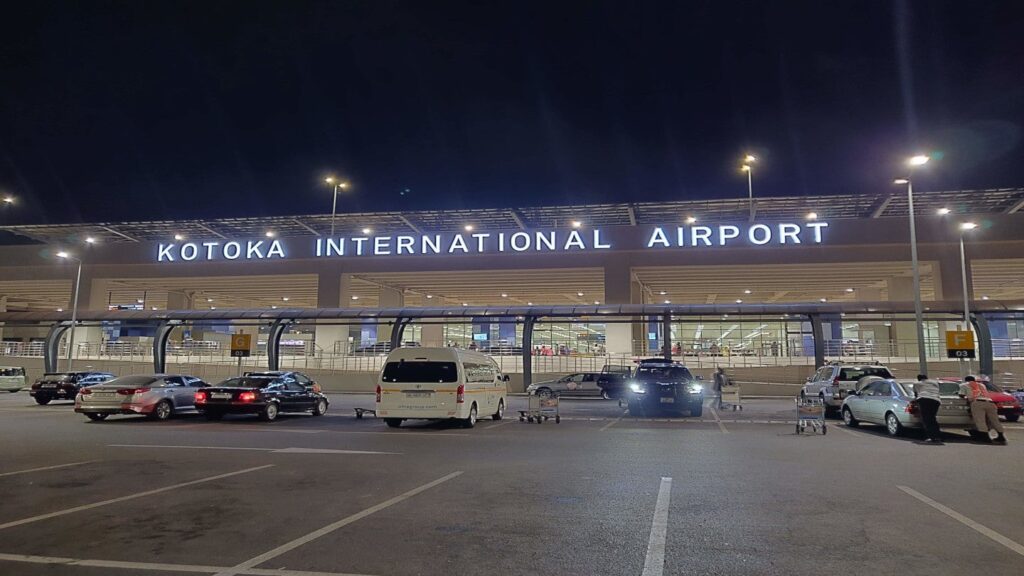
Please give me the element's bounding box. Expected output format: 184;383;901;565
714;367;729;409
960;376;1007;444
913;374;943;444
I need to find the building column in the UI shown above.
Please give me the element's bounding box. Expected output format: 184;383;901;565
603;255;638;356
0;295;6;342
854;287;883;302
67;277;111;357
421;323;444;347
887;276;921;360
165;291;193;310
377;286;405;344
932;252;973;303
314;271;351;356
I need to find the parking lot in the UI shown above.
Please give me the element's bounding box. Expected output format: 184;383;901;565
1;391;1022;576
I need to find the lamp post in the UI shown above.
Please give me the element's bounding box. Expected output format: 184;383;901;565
893;154;931;376
325;177;349;236
56;251;83;371
958;222;977;328
741;154;756;221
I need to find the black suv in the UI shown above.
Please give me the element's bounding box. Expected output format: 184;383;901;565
625;359;704;417
30;371;115;405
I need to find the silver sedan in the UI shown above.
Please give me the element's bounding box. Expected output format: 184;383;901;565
841;377;972;436
75;374;208;421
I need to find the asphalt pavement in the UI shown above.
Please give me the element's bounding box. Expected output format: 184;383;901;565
0;391;1022;576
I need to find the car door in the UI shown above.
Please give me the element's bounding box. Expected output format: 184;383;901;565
864;380;892;423
578;373;599;396
281;377;312;412
562;373;586;396
182;377;207;408
845;382;873;421
805;367;828;395
161;377;188;409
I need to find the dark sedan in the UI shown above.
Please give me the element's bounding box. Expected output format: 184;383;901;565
30;371;115;404
195;373;328;421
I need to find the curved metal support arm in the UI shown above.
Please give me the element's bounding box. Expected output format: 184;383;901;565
44;323;72;373
152;320;182;374
267;319;293;371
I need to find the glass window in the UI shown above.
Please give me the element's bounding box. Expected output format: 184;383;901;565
382;361;458;383
840;367;893;380
107;375;160;387
635;366;694;381
294;373;311;385
858;381;880;395
284;380;305;392
874;382;892;396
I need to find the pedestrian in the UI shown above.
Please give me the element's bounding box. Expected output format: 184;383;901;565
714;367;729;409
913;374;943;444
960;376;1007;444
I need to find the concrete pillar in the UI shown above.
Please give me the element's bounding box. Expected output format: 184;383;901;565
854;288;883;302
421;323;444;347
886;277;920;359
603;256;637;356
933;253;973;303
165;291;193;310
377;286;405;344
314;272;352;356
0;295;6;342
886;277;914;301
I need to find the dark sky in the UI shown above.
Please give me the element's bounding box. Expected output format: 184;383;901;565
1;1;1022;225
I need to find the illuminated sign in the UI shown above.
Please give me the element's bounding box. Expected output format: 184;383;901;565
155;222;828;262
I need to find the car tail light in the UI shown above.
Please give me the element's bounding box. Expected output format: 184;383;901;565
906;401;918;415
194;391;207;404
375;384;381;403
456;384;465;404
80;388;93;395
117;387;150;396
238;391;257;402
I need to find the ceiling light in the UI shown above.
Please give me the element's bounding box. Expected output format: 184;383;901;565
659;291;667;295
736;299;743;304
425;294;433;299
806;212;818;220
593;300;600;305
819;298;827;302
462;302;468;306
527;301;533;306
282;297;290;301
982;296;990;300
85;237;96;244
501;293;508;298
571;221;582;228
56;308;63;312
464;225;474;232
271;305;278;309
265;231;276;238
664;300;671;304
362;228;372;235
743;289;751;294
206;298;213;302
151;306;158;310
136;299;144;304
685;216;697;224
210;306;217;310
173;234;184;241
351;295;359;300
845;288;854;293
576;292;584;297
937;208;950;216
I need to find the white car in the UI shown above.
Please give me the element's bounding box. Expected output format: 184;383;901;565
376;347;508;429
801;364;893;415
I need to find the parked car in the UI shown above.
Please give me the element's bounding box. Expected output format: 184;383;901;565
75;374;208;421
841;377;974;437
30;371;115;404
195;372;328;421
527;372;605;398
801;363;894;416
937;377;1021;422
625;358;704;417
0;366;27;392
596;364;632;399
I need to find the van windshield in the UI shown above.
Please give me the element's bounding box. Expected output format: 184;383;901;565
0;368;25;377
382;361;458;383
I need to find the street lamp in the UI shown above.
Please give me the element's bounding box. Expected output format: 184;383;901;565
55;251;83;372
893;153;932;376
325;177;350;236
741;154;756;221
958;222;978;329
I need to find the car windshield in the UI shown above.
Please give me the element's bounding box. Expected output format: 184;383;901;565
105;375;159;387
42;373;77;381
938;382;962;396
840;367;893;380
218;377;278;388
983;382;1003;393
635;366;692;381
381;361;458;383
0;368;25;376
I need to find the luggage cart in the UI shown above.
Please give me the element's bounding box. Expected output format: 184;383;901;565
519;393;561;424
795;397;826;435
720;384;742;411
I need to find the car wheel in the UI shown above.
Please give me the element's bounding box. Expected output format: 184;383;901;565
689;400;703;418
885;412;903;436
312;398;328;416
492;399;504;421
85;412;108;421
204;411;224;421
150;400;173;421
1005;414;1020;423
842;407;859;427
260;402;279;422
462;403;478;428
35;395;51;405
384;418;402;428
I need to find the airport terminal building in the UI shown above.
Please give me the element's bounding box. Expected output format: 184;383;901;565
2;188;1024;389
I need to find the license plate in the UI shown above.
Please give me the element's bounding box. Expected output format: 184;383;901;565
42;384;57;388
660;397;675;404
405;391;432;398
212;393;233;399
93;392;115;398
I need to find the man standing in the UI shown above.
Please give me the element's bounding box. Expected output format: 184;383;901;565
960;376;1007;444
913;374;943;444
714;367;729;409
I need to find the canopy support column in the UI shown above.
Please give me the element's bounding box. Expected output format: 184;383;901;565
522;316;536;389
809;314;826;368
972;313;994;378
267;319;292;371
44;323;71;373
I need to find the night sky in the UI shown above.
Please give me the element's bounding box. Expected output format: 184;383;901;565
1;1;1022;225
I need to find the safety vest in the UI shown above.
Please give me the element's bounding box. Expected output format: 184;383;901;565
966;381;990;402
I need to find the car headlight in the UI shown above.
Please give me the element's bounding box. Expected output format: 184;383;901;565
688;384;703;393
629;382;645;393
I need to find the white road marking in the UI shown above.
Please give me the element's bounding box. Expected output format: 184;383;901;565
0;465;273;531
641;477;672;576
600;409;628;431
483;419;514;430
0;552;377;575
213;471;464;576
831;424;861;437
707;404;729;434
110;444;398;455
0;460;96;478
898;485;1024;557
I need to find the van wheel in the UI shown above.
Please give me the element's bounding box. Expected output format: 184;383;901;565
385;418;402;428
463;404;478;428
492;399;504;421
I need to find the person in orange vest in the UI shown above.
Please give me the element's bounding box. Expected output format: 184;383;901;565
959;376;1007;444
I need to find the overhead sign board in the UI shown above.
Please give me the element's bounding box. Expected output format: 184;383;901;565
230;333;252;358
154;222;830;263
945;330;975;359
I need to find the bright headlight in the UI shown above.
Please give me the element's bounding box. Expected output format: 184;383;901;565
688;384;703;393
629;382;644;393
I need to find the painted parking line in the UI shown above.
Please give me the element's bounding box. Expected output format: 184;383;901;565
0;460;97;478
600;409;628;431
0;552;377;575
213;471;464;576
641;477;672;576
0;465;273;531
707;404;729;434
482;419;514;430
110;444;399;455
898;485;1024;557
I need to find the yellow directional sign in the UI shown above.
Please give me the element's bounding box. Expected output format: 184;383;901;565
945;330;975;359
231;333;252;358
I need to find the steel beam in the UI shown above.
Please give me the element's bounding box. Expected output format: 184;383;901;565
972;313;994;377
521;316;536;389
44;323;71;373
809;314;825;368
266;319;292;371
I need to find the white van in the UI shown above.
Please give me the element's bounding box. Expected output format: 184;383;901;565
376;347;508;428
0;366;27;392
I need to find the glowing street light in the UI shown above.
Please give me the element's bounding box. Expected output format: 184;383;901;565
265;231;276;238
959;222;978;336
85;237;96;244
3;196;14;204
173;233;185;241
908;155;930;166
464;224;474;232
325;177;350;236
55;251;83;371
741;154;756;221
894;153;935;376
571;220;582;228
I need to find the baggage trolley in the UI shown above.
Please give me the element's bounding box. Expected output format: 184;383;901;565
720;384;742;410
795;397;826;435
519;393;561;424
